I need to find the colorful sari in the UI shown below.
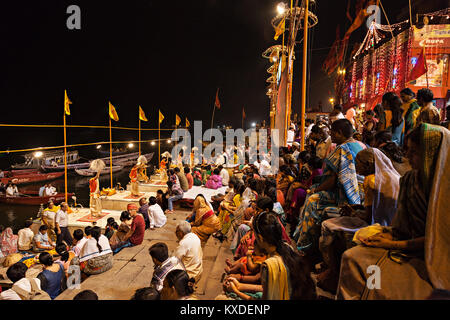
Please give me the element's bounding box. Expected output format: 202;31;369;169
293;140;366;251
217;194;241;235
1;228;18;256
191;196;221;245
402;99;421;135
337;124;450;299
261;255;290;300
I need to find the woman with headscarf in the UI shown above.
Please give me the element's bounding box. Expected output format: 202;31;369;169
188;195;221;246
400;88;421;136
382;92;405;147
373;104;386;132
337;123;450;299
317;148;401;293
214;184;245;240
0;227;18;256
374;130;411;176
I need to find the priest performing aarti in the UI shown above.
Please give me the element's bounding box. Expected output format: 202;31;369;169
89;159;105;218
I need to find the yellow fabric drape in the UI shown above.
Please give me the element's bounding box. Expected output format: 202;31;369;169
263;255;290;300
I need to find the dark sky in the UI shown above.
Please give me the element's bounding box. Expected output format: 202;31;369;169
0;0;447;155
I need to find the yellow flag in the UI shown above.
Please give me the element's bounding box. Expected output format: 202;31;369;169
159;110;164;124
274;18;285;40
139;106;148;121
64;90;72;116
186;117;190;128
175;114;181;126
109;102;119;121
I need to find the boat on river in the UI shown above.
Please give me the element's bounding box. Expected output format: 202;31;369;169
40;152;153;172
11;150;80;170
0;171;65;186
75;165;124;177
0;191;74;205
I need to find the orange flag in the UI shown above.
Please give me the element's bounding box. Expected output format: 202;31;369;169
176;114;181;126
109;102;119;121
159;110;164;124
64;90;72;116
186;118;190;128
215;88;221;109
139;106;148;121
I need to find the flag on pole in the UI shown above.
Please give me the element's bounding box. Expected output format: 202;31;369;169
186;117;190;128
159;110;164;124
242;107;246;119
215;88;221;109
109;102;119;121
408;48;428;82
176;114;181;126
274;18;285;41
139;106;148;121
64;90;72;116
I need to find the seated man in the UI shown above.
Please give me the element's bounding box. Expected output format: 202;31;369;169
174;167;189;193
149;242;185;292
174;221;203;283
218;165;229;186
293;119;367;254
148;196;167;230
0;262;46;300
18;220;35;252
113;204;145;254
33;225;55;252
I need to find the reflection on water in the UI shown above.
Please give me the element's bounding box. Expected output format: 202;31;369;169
0;168;134;232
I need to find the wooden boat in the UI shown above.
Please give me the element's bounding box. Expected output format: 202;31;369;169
1;169;40;177
12;150;80;170
0;191;74;205
75;165;124;177
41;152;154;172
0;171;65;186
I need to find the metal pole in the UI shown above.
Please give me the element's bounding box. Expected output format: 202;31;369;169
139;117;141;157
63;112;68;203
300;0;309;152
109;117;113;188
158;112;161;166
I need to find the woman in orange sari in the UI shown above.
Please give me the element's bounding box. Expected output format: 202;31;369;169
188;195;221;246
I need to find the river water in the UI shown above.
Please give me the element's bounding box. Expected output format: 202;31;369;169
0;166;156;233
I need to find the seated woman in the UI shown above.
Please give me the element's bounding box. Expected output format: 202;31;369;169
214;184;245;240
104;217;116;240
317;147;401;293
205;168;223;190
110;211;132;251
161;269;198;300
293;119;366;254
156;189;169;212
201;165;212;185
55;244;75;278
78;227;113;275
187;195;221;246
276;165;294;200
37;252;66;299
192;167;203;186
285;151;311;210
337;123;450;300
222;211;316;300
1;227;18;256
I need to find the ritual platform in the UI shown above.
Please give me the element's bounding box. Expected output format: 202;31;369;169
66;208;123;233
99;190;156;211
126;180;168;193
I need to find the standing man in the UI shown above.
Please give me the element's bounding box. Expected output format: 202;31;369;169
174;221;203;283
55;202;73;246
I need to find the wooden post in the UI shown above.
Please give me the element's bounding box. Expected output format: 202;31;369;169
300;0;309;152
109;117;113;188
158;111;161;166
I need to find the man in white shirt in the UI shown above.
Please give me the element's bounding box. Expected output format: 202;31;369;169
45;184;57;196
0;262;44;300
286;126;295;147
305;119;315;139
33;225;55;252
38;184;46;197
148;197;167;230
5;184;18;197
55;202;73;246
329;105;346;123
17;220;35;251
218;165;229;186
174;221;203;283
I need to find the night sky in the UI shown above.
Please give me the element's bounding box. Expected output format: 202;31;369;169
0;0;447;159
